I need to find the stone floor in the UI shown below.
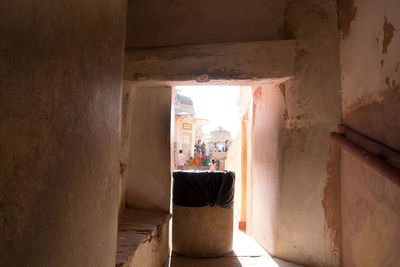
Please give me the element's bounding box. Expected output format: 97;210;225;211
165;228;303;267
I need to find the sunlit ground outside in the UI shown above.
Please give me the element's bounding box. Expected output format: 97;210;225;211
166;223;302;267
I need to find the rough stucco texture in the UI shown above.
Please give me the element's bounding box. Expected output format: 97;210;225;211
125;86;172;212
126;0;285;48
124;40;296;84
275;0;342;266
0;1;126;266
339;0;400;266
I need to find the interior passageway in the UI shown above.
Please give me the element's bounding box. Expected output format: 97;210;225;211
2;1;400;267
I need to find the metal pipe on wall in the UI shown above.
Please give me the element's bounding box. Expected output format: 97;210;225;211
331;132;400;187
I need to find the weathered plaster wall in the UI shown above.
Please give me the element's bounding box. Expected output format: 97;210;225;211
124;40;296;85
126;0;285;48
119;81;138;217
125;86;172;212
123;1;342;265
275;1;342;265
0;1;127;266
339;0;400;266
250;85;286;254
341;151;400;267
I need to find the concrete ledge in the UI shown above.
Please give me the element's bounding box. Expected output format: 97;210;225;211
124;40;296;85
116;209;171;267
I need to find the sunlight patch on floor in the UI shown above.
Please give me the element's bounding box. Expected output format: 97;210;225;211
167;227;302;267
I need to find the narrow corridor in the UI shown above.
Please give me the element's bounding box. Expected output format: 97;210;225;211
3;1;400;266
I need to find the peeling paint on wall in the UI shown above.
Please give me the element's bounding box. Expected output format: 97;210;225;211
276;0;342;265
385;77;391;88
343;86;400;151
322;142;342;259
251;87;262;134
343;86;399;116
382;16;395;54
338;0;357;38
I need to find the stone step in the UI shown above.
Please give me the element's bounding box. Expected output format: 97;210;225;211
116;209;171;267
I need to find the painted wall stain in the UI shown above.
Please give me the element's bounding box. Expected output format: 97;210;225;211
282;109;289;121
252;87;262;128
279;82;286;104
385;77;391;88
383;77;397;90
253;86;263;103
343;86;400;123
338;0;357;38
382;16;395;54
322;142;342;259
380;59;384;68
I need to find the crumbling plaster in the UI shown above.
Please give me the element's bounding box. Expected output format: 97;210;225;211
275;0;342;266
340;0;400;117
339;0;400;266
0;1;127;266
124;40;296;85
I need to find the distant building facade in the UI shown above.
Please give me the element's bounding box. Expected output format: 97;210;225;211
173;92;208;160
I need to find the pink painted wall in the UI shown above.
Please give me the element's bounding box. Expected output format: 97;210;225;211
249;85;285;254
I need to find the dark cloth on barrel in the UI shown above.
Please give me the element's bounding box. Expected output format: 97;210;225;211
172;171;235;209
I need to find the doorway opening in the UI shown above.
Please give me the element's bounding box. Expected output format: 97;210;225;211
171;85;250;229
170;84;251;243
169;85;300;266
173;86;240;168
